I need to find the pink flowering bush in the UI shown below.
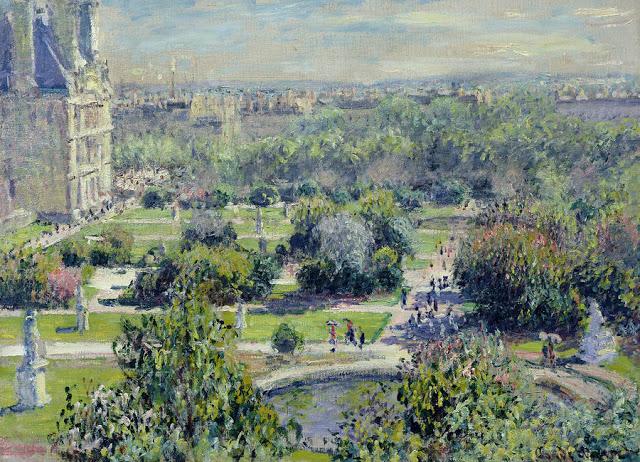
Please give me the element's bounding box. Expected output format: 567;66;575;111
48;266;81;306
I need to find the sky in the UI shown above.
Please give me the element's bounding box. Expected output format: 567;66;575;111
97;0;640;84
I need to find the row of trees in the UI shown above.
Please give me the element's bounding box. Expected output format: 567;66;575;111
114;91;640;209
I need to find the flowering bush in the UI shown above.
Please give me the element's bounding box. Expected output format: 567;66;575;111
47;266;81;305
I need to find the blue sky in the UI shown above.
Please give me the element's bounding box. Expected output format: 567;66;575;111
97;0;639;83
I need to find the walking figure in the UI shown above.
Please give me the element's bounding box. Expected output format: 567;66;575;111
359;328;365;350
329;325;337;353
548;341;557;367
401;288;408;309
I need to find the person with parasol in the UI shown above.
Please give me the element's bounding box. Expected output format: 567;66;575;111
327;320;339;353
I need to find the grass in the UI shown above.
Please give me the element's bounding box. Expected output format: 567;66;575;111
511;340;577;359
361;288;401;307
0;357;123;442
116;207;192;221
459;302;477;313
242;311;391;344
0;222;53;251
412;205;460;220
0;310;390;345
75;222;181;238
404;257;431;270
287;450;330;461
604;354;640;386
0;313;143;345
413;231;449;255
268;282;300;300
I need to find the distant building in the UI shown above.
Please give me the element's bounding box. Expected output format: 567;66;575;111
0;0;113;229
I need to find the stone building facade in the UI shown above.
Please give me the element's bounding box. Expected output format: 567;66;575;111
0;0;112;228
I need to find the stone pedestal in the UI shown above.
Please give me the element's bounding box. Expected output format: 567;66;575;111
256;207;263;235
579;300;617;365
235;302;247;334
15;310;50;410
75;283;89;333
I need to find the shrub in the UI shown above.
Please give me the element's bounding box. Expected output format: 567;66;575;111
454;223;581;330
182;210;237;250
373;247;403;291
393;187;425;211
297;259;376;296
88;226;134;267
296;180;321;198
47;266;81;305
330;188;351;205
141;187;167;209
431;180;469;206
242;253;281;300
271;323;305;355
249;184;280;208
58;240;88;267
205;184;235;208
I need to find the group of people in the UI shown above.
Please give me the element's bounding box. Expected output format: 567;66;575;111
28;198;129;249
328;319;365;353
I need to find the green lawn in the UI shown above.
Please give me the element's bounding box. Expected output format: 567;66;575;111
415;205;460;219
268;282;300;300
404;257;431;270
0;310;389;345
287;450;330;462
116;207;193;221
511;340;577;359
604;354;640;386
0;357;123;442
0;313;143;345
459;302;477;314
0;222;53;251
75;222;182;238
413;231;449;255
242;311;391;343
361;288;402;307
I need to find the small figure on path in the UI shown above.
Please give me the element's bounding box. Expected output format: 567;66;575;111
359;328;365;350
344;319;356;346
329;324;337;353
548;341;556;367
433;299;439;312
401;287;408;309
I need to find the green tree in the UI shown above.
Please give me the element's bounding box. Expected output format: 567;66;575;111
51;296;298;461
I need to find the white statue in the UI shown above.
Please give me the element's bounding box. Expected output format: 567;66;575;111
578;299;617;365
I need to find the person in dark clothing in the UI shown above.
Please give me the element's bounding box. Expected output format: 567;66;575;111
401;288;408;308
359;328;365;349
433;299;439;312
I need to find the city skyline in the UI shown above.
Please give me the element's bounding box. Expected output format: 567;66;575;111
99;0;639;84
